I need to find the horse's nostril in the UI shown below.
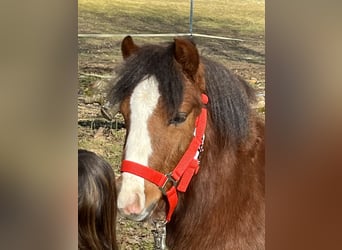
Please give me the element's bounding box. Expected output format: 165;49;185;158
120;193;142;215
124;203;141;214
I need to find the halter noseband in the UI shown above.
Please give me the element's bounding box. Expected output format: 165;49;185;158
121;94;208;222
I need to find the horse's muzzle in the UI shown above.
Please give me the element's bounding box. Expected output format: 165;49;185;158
118;202;157;222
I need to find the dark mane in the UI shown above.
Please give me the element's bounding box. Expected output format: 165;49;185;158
108;41;256;147
202;57;256;148
108;43;184;118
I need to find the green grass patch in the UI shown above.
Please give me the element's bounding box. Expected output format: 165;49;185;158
79;0;264;38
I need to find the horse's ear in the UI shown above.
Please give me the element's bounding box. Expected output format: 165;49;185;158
173;38;199;77
121;36;139;59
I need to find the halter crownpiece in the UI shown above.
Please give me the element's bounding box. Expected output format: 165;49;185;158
121;93;208;222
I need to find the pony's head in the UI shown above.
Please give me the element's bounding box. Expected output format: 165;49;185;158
110;36;254;222
111;36;206;221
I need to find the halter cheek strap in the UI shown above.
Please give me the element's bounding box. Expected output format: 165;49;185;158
121;94;208;222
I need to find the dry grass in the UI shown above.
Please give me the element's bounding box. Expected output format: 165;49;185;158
79;0;264;37
78;0;265;79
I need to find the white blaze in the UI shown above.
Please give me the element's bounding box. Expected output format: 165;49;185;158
117;76;160;213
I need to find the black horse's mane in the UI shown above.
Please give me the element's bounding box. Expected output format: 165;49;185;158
108;42;255;147
202;57;255;147
108;43;184;118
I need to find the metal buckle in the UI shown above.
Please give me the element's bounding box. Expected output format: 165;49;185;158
159;173;178;195
152;219;167;249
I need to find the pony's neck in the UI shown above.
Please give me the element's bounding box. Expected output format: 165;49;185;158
166;117;265;249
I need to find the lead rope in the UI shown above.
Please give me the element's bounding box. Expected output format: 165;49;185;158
152;219;167;250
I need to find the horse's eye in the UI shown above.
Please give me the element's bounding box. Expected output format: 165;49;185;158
169;112;188;125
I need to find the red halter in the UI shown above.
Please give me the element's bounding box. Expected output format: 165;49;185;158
121;94;208;222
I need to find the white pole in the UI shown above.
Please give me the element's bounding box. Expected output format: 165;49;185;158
189;0;194;36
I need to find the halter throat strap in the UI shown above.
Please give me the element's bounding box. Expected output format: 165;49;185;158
121;94;208;222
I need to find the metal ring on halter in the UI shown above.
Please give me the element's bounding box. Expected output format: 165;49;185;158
152;219;168;250
159;173;178;195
